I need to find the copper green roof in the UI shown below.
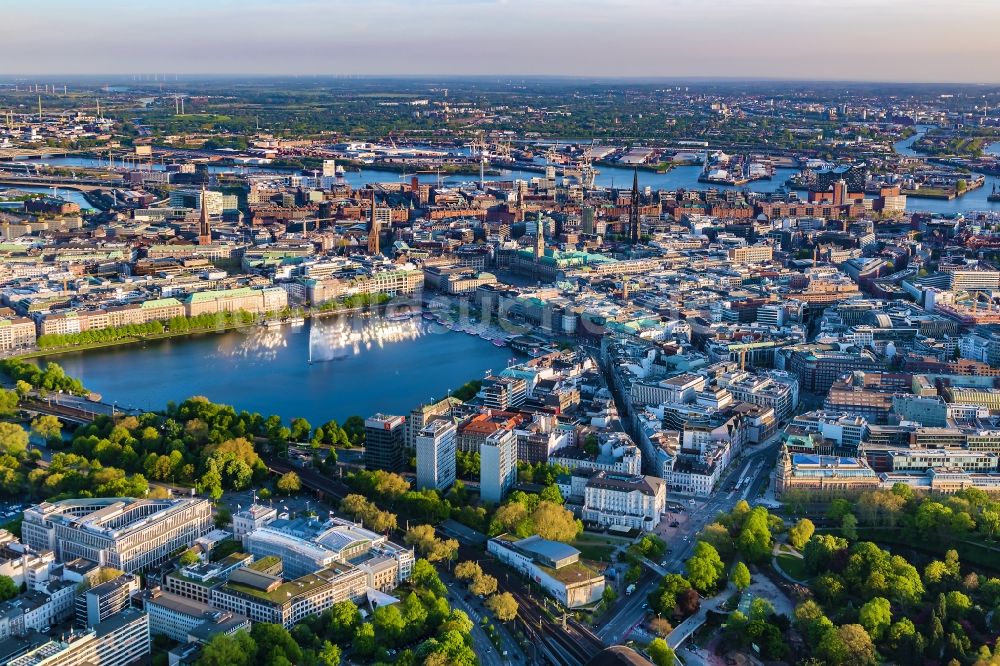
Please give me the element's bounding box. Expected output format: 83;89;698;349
140;298;183;309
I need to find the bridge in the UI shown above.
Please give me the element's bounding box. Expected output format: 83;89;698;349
0;174;122;191
0;147;82;161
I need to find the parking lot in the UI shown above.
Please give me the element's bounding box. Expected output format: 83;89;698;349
0;500;26;526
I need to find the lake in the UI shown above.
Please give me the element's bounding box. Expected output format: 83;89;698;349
44;315;516;424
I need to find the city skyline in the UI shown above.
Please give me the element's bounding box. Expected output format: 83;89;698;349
2;0;1000;83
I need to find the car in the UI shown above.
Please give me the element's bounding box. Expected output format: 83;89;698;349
688;499;696;505
670;521;680;528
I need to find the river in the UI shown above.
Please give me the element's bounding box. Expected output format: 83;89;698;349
13;133;1000;215
892;125;1000;215
6;186;97;211
43;316;515;424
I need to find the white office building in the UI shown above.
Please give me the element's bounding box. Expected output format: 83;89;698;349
416;419;457;492
22;498;213;573
480;429;517;504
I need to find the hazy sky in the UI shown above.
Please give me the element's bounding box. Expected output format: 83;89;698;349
2;0;999;82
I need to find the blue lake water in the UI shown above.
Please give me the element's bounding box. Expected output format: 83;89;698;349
43;316;515;424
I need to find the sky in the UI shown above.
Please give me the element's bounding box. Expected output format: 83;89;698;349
2;0;999;82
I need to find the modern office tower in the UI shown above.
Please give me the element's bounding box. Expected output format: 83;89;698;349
76;573;141;628
581;205;595;234
364;414;407;472
8;608;150;666
22;498;213;573
415;419;457;492
407;397;459;449
480;428;517;504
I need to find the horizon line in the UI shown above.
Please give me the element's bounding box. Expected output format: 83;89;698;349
1;73;1000;87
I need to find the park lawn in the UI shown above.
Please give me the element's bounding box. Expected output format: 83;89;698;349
571;535;617;562
775;553;809;582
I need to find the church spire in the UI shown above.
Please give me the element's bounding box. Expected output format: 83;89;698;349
629;167;640;244
367;189;381;255
534;210;545;261
197;184;211;245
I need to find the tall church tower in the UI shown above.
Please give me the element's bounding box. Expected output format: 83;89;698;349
534;211;545;261
197;184;212;245
368;190;381;255
629;168;640;244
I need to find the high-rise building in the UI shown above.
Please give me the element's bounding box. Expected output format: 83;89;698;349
581;206;595;235
76;573;140;629
480;429;517;504
416;419;457;492
407;398;461;450
364;414;407;472
22;498;213;573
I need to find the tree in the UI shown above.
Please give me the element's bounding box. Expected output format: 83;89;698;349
789;518;815;550
326;599;360;642
0;575;16;601
196;630;256;666
647;638;676;666
178;549;200;567
841;513;859;541
603;585;618;605
859;597;892;640
454;560;483;581
404;524;458;562
30;415;62;444
486;592;519;621
651;574;692;616
411;559;447;597
353;622;377;657
317;640;341;666
0;422;28;457
730;561;751;591
251;622;302;665
14;380;32;399
532;501;581;542
747;598;774;623
0;389;18;418
827;498;853;521
197;460;224;500
699;522;735;560
803;533;848;574
289;417;311;442
275;471;301;495
839;623;878;666
469;573;498;597
648;617;672;637
539;484;563;504
686;541;724;594
736;507;773;562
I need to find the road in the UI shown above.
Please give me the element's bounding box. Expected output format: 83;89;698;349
597;439;780;645
445;578;524;666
